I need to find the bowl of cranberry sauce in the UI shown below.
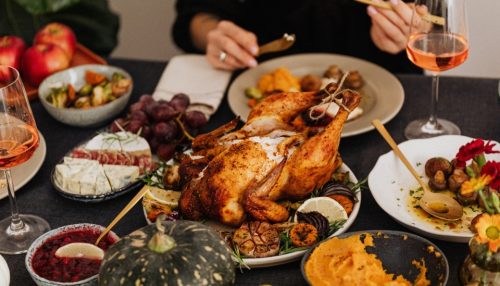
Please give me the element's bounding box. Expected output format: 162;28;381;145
25;224;118;286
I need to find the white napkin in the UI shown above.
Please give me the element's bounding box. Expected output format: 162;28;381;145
153;54;231;115
0;255;9;286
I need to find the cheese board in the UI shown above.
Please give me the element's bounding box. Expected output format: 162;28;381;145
51;131;155;203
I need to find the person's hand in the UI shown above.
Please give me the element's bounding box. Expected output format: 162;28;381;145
206;20;259;70
367;0;420;54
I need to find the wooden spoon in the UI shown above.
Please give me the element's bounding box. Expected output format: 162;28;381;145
372;119;463;221
257;33;295;57
55;185;151;260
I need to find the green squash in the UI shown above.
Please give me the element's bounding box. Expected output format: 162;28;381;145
99;219;235;286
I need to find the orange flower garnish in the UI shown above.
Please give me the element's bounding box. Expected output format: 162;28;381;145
473;213;500;252
460;174;493;196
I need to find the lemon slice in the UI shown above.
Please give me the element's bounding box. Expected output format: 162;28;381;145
55;243;104;260
143;186;181;207
295;197;348;223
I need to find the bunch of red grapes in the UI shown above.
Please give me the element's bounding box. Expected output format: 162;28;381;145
110;94;208;161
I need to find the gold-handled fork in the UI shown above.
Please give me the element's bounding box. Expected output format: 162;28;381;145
257;33;296;57
355;0;445;26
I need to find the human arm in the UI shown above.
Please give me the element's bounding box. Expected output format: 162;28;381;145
173;0;258;70
367;0;424;54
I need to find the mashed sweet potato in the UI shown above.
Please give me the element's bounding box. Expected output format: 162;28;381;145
304;234;430;286
257;67;300;94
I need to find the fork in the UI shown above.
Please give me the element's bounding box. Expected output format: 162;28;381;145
257;33;296;57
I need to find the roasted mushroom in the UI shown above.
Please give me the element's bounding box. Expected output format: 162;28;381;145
344;70;364;89
429;170;448;190
232;221;280;258
300;74;322;91
323;65;343;81
425;157;453;178
448;168;469;193
425;157;453;190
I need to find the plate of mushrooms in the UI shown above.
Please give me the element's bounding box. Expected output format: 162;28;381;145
227;53;404;137
369;135;500;243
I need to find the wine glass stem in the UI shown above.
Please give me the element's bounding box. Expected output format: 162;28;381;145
4;169;25;233
427;73;440;129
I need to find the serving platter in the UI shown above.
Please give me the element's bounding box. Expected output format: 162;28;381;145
0;133;46;200
227;53;404;137
368;135;500;243
301;230;449;285
50;132;150;203
143;162;361;268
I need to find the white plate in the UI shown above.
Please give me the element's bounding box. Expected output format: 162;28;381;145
227;53;404;137
0;254;9;286
368;135;500;243
143;163;361;268
0;133;46;200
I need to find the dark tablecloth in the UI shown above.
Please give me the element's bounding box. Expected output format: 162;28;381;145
1;58;499;286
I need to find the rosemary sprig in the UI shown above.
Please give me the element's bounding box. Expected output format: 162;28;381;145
141;161;169;188
327;219;346;237
350;177;368;193
232;246;250;272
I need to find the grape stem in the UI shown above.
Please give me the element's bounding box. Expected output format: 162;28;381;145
175;115;195;141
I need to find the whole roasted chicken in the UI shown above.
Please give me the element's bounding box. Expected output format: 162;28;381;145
179;84;361;226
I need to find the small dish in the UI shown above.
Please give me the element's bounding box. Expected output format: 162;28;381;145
39;64;133;127
25;223;119;286
301;230;449;286
368;135;500;242
50;131;149;203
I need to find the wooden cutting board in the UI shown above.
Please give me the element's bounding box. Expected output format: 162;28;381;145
25;43;107;101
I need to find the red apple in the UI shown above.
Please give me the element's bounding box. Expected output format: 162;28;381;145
0;36;27;70
21;44;70;87
34;22;77;59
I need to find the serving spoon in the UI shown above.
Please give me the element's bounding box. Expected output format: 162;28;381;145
372;119;463;221
257;33;295;57
55;185;151;260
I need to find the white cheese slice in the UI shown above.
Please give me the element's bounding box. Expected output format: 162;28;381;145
95;165;112;195
103;164;140;190
55;157;100;195
85;132;151;157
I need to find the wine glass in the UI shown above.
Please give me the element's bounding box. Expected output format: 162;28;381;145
405;0;469;139
0;66;50;254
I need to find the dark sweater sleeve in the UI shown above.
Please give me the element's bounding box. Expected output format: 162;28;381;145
172;0;241;53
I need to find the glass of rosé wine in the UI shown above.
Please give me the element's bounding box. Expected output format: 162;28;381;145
405;0;468;139
0;66;49;254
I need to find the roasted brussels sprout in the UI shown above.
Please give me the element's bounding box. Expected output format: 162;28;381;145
46;87;68;108
425;157;452;177
91;86;109;106
78;83;93;97
111;77;132;97
244;87;263;100
74;96;91;109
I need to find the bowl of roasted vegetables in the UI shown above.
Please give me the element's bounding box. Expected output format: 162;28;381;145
39;64;133;127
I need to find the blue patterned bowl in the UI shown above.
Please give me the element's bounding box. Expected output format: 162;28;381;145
25;223;119;286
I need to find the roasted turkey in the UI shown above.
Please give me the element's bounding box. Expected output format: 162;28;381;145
179;84;361;226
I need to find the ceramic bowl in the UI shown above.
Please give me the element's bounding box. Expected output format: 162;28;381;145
39;64;133;127
25;223;119;286
301;230;449;286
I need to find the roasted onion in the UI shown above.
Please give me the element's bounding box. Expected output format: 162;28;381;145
297;211;329;239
